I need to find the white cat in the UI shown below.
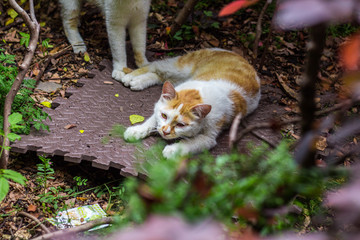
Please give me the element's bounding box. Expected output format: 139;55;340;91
59;0;150;80
122;49;261;158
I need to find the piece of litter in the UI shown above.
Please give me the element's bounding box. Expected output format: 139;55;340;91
103;81;114;85
47;204;109;231
129;114;145;125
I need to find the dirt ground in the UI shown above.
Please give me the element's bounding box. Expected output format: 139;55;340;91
0;0;357;239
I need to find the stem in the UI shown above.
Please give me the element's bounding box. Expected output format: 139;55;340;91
298;24;326;168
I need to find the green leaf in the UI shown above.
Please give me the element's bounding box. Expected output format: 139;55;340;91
84;52;90;62
7;132;21;142
0;177;10;202
3;169;27;185
7;8;18;19
8;112;23;125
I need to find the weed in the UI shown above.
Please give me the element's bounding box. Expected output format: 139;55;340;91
36;155;55;192
0;168;27;201
0;49;51;135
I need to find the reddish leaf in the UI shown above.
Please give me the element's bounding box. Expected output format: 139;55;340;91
219;0;259;17
27;204;37;212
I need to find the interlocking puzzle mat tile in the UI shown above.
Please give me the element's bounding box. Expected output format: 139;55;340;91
11;59;285;177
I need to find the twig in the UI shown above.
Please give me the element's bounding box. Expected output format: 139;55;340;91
275;72;300;101
253;0;272;58
233;99;354;145
32;217;114;240
258;23;273;70
298;23;326;168
169;0;199;36
35;47;71;84
18;212;51;234
1;0;40;169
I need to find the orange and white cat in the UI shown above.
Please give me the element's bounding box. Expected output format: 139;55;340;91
122;48;260;158
59;0;150;80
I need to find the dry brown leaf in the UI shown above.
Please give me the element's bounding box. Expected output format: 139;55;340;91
315;136;327;151
64;124;77;129
27;204;37;212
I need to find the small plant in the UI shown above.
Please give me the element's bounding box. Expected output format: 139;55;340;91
36;155;55;192
0;49;51;135
0;169;27;202
40;38;54;56
19;32;30;47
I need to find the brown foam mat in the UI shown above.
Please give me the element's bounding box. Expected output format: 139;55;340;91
11;59;285;177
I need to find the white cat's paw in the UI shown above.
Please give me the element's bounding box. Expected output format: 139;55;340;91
121;73;134;87
72;44;87;54
162;143;188;159
129;73;159;91
112;69;126;81
124;125;148;142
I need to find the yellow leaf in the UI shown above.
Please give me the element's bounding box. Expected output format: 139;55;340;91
114;93;119;97
40;101;51;108
84;52;90;62
79;130;84;133
40;22;46;27
7;8;18;19
5;18;14;26
129;114;145;125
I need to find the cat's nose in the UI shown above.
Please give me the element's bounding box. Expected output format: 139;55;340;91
162;126;171;136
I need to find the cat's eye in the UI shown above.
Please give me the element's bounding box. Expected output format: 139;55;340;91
176;123;186;128
161;113;167;119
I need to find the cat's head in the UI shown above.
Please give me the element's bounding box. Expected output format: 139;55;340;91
154;81;211;140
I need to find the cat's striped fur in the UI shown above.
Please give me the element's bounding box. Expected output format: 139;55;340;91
123;48;260;158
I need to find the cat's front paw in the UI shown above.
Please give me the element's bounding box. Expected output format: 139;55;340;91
124;125;149;142
162;143;188;159
72;44;87;54
112;69;126;81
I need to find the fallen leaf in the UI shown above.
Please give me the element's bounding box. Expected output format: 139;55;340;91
27;204;37;212
129;114;145;125
84;52;90;62
76;197;88;201
40;101;51;108
315;136;327;151
115;93;119;97
64;124;77;129
79;130;84;134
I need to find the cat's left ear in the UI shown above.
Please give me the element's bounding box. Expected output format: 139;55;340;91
161;81;176;101
191;104;212;119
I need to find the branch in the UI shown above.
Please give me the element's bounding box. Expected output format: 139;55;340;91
32;217;114;240
18;212;51;234
253;0;272;58
1;0;40;169
169;0;199;36
232;99;354;146
298;24;326;168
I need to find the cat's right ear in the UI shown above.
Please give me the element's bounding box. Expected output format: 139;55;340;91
161;81;176;101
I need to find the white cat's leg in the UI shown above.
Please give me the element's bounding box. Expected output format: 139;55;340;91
162;134;217;159
103;5;128;81
59;0;86;53
128;16;149;67
124;115;156;141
